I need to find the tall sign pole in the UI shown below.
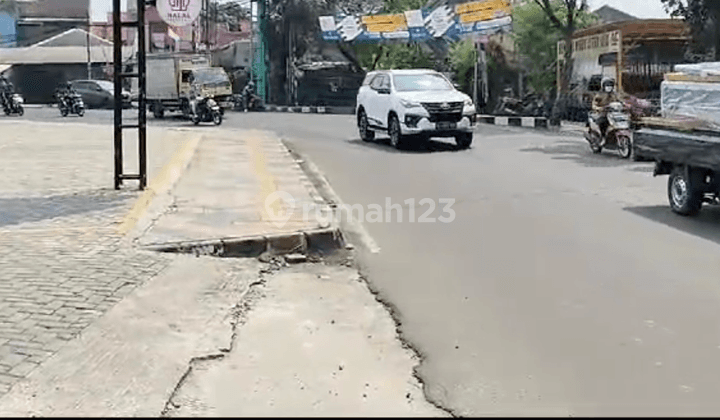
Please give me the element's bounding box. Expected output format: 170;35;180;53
113;0;149;190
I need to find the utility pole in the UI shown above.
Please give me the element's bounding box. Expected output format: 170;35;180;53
473;39;478;108
86;9;92;79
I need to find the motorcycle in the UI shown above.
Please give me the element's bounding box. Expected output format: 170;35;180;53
242;92;265;112
2;92;24;116
585;101;633;159
59;93;85;117
192;96;222;126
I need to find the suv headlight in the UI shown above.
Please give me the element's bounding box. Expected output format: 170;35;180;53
464;98;473;107
400;98;422;109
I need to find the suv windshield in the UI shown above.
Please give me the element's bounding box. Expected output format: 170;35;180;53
393;73;453;92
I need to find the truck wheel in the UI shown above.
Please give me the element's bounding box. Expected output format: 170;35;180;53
152;104;164;119
668;167;703;216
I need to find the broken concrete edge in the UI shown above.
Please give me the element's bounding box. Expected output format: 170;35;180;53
477;114;554;129
140;227;346;258
264;105;355;115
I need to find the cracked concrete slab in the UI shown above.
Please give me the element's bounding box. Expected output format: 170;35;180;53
165;263;448;417
0;255;261;417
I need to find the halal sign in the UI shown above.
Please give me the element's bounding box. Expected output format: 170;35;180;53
158;0;201;27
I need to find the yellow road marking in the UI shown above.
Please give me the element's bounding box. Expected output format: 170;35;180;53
245;130;286;222
117;133;202;235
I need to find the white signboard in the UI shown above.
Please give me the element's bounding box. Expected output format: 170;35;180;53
404;10;425;28
157;0;201;27
319;16;337;32
337;16;362;41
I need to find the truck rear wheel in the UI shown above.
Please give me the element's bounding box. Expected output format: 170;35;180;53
152;103;164;119
668;166;703;216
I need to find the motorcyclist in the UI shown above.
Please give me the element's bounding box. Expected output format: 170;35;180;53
592;77;622;141
188;77;202;118
242;81;255;112
0;76;13;108
57;82;77;105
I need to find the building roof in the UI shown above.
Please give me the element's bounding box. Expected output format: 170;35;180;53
0;46;134;64
573;19;689;43
0;28;131;65
593;5;638;24
34;28;113;47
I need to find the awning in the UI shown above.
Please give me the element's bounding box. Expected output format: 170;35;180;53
0;46;135;65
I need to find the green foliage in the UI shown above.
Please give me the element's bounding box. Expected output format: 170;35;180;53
353;43;434;70
512;0;597;93
447;38;477;93
661;0;720;61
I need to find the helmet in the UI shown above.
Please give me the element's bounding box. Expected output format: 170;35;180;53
248;81;255;88
601;77;615;91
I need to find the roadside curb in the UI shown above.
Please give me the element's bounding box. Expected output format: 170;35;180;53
265;105;355;115
478;114;552;129
141;227;346;258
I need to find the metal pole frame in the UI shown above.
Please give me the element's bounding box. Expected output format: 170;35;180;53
113;0;147;191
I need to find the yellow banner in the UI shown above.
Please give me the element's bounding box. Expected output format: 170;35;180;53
362;13;408;33
456;0;510;23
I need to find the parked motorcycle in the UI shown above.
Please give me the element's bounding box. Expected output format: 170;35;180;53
2;92;24;116
585;101;633;159
58;93;85;117
192;96;222;126
243;92;265;112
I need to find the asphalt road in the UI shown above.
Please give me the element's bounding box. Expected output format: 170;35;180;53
16;107;720;416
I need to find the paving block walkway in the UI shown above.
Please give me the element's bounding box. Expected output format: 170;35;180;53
0;120;198;396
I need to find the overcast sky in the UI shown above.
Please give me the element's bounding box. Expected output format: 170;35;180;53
587;0;670;19
90;0;671;23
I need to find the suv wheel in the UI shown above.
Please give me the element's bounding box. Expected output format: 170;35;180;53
389;114;405;149
358;109;374;142
455;133;473;149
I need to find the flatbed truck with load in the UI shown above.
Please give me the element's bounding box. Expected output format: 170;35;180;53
634;63;720;216
131;53;233;119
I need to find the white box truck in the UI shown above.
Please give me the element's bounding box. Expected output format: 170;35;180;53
132;53;233;118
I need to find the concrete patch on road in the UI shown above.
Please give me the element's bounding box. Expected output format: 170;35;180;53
164;263;447;417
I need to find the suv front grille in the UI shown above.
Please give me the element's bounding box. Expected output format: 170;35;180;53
422;102;464;123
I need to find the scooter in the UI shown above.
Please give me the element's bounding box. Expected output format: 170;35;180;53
2;92;24;116
585;101;633;159
192;96;222;126
243;92;265;112
59;93;85;117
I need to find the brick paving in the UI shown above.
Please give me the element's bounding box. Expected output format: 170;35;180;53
0;121;188;396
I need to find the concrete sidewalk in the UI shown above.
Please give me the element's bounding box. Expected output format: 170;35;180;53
135;128;341;256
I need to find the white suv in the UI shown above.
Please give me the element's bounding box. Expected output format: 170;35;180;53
356;69;476;149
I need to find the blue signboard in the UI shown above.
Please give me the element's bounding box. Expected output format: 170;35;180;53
319;1;512;44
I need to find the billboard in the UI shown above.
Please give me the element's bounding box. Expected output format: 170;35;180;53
319;0;512;43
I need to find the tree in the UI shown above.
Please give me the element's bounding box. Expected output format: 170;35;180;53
513;0;597;94
447;38;476;94
530;0;591;95
662;0;720;61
